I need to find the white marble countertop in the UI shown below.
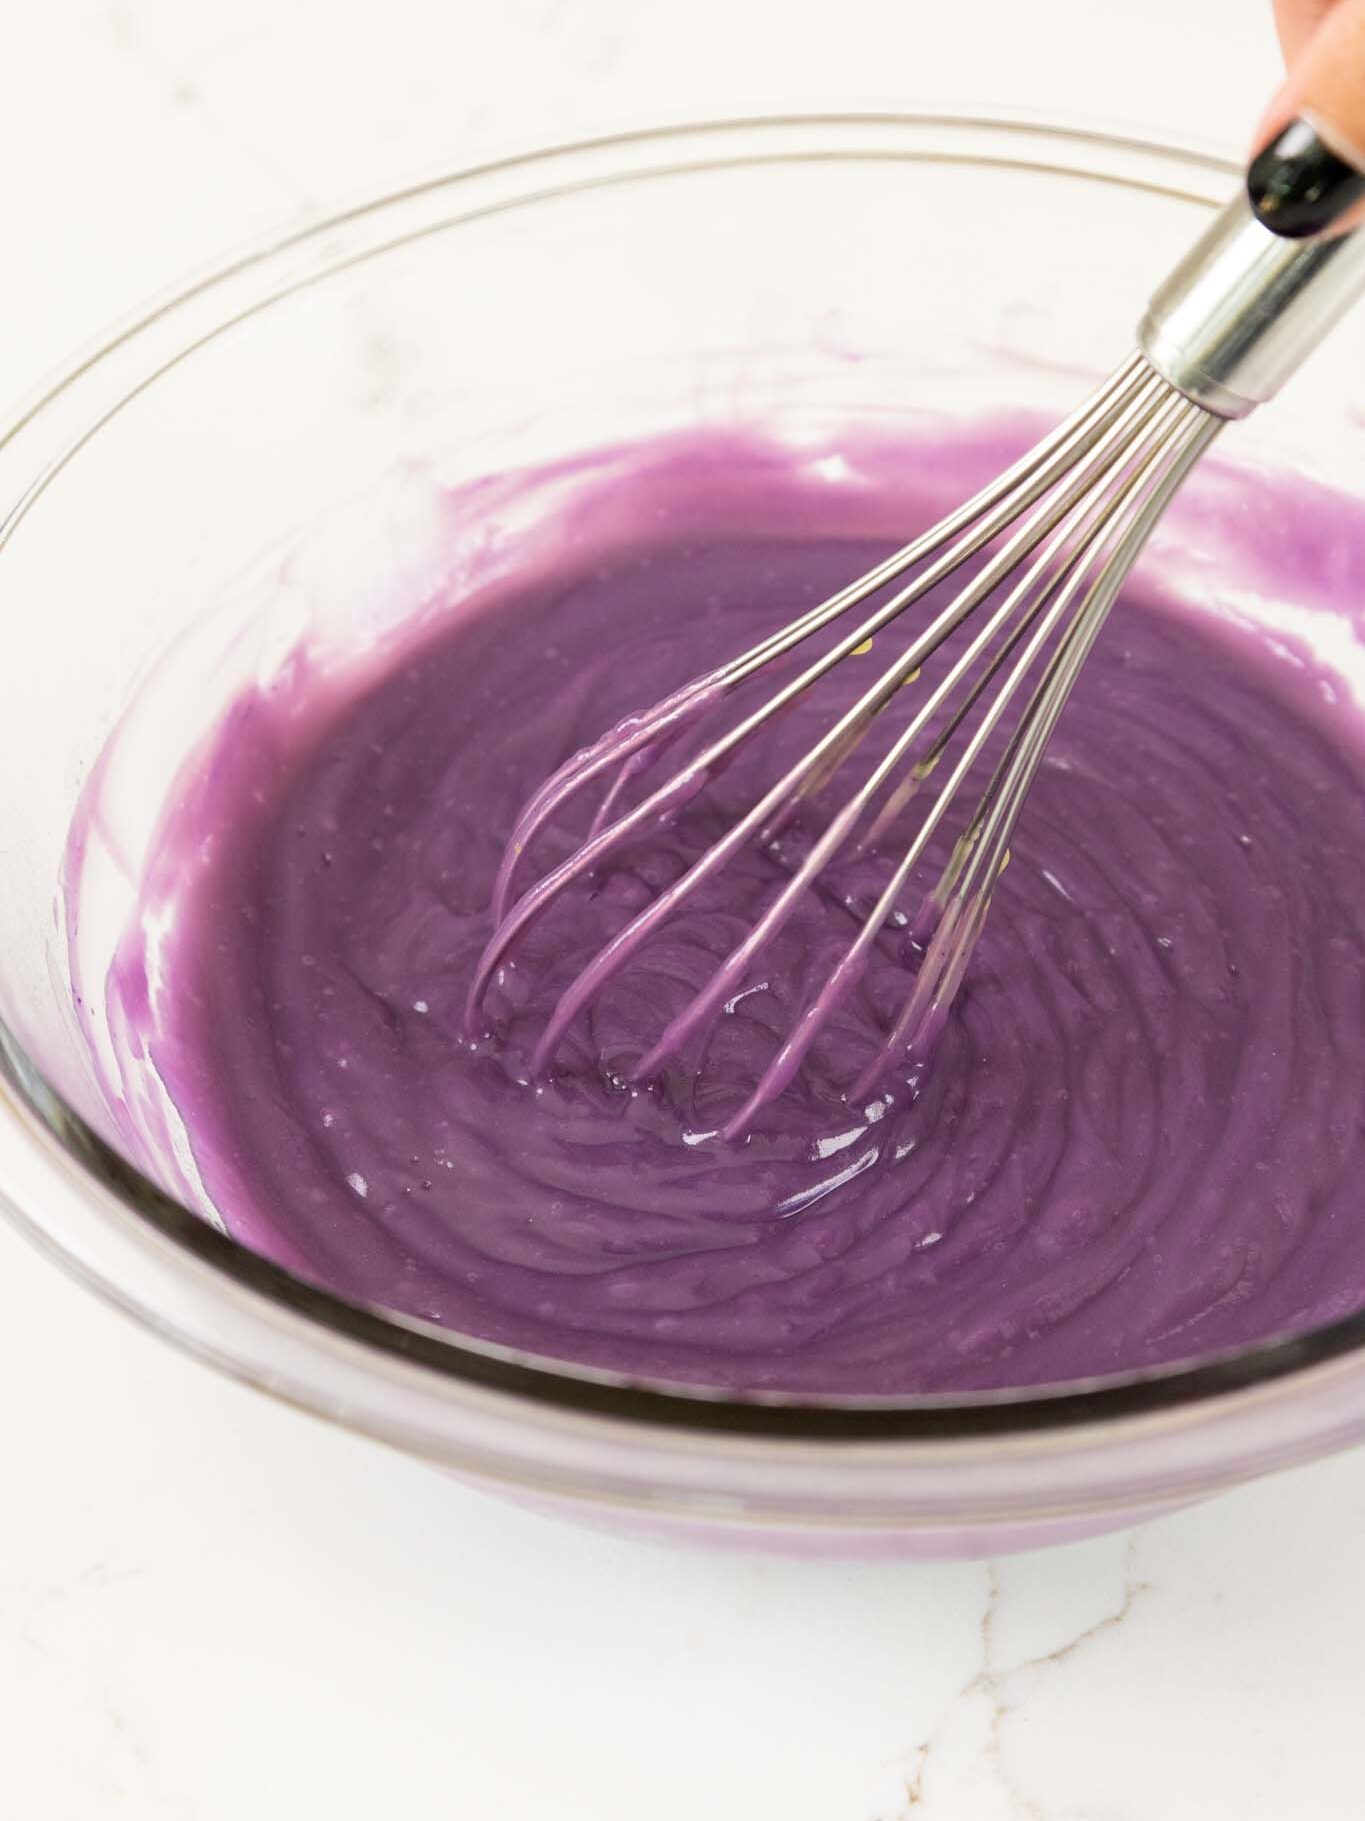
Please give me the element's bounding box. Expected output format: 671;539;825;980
6;3;1365;1817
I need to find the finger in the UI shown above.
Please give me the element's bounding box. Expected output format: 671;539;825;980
1251;0;1365;235
1272;0;1337;64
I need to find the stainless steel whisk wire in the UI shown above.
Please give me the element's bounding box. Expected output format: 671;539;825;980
468;180;1365;1134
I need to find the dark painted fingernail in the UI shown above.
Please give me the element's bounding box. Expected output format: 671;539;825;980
1248;117;1365;238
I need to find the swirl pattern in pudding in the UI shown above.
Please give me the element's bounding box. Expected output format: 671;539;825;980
113;427;1365;1393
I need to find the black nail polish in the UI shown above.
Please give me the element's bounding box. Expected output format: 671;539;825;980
1247;117;1365;238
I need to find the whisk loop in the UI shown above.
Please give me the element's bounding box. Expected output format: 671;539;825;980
465;349;1219;1134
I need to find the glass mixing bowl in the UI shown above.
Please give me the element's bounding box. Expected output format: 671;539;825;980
4;110;1365;1559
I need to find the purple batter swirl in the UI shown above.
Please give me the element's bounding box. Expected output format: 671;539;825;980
107;426;1365;1393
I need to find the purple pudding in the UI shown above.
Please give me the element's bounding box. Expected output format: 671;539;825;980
98;426;1365;1394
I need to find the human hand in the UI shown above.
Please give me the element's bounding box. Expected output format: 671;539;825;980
1248;0;1365;234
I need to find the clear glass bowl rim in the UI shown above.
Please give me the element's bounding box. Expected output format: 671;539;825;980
2;104;1359;1451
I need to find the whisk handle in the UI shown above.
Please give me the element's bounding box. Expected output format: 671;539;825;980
1139;185;1365;419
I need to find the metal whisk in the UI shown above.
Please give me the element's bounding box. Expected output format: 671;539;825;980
468;174;1365;1137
